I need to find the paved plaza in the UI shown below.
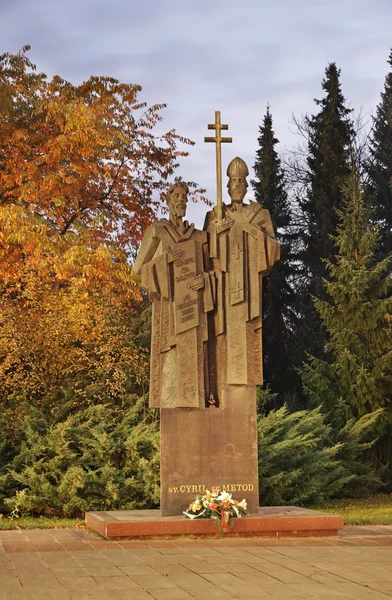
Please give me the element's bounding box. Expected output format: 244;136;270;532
1;526;392;599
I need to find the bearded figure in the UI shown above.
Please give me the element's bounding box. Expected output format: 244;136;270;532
133;182;214;409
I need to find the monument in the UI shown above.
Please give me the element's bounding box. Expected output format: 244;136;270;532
134;112;280;516
85;112;344;539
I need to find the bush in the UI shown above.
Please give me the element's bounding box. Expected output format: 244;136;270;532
258;405;384;505
0;400;159;517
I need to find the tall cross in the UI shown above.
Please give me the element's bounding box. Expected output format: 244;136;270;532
204;111;232;222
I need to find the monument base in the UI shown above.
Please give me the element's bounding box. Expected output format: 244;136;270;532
160;385;259;516
85;506;343;539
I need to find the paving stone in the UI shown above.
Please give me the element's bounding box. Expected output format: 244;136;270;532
147;588;196;599
186;561;227;574
325;580;392;599
200;572;245;589
151;563;192;575
68;550;107;560
42;557;80;569
167;572;213;588
156;547;192;556
70;591;153;600
67;593;113;600
127;574;178;588
50;567;88;577
0;526;392;600
93;575;138;589
186;588;235;600
2;543;36;554
56;541;90;551
119;564;160;576
83;565;123;577
220;562;268;574
26;592;70;600
73;557;112;568
0;574;24;594
0;532;28;541
366;582;392;596
127;549;162;557
86;541;123;550
19;572;64;592
55;575;103;591
8;553;42;564
100;550;144;565
143;555;196;567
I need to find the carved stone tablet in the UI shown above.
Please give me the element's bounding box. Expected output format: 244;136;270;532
173;240;199;334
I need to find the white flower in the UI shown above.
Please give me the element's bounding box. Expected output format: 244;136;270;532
218;491;232;503
237;499;247;510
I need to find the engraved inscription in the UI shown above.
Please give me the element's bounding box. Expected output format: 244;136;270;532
168;483;256;493
173;240;199;334
178;328;199;406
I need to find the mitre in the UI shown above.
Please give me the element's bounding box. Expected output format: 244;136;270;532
226;156;249;178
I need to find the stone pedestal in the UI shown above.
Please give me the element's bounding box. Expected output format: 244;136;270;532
160;385;259;516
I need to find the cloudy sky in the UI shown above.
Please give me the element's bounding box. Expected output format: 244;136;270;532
1;0;391;226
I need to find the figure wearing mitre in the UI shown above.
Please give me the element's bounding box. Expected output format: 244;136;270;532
133;182;215;409
204;157;280;398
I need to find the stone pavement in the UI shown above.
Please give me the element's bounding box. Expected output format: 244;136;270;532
1;526;392;599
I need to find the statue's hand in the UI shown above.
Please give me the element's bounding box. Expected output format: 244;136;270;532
217;217;234;233
188;274;205;291
168;246;184;262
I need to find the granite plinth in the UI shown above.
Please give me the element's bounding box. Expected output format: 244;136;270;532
85;506;343;539
160;385;259;516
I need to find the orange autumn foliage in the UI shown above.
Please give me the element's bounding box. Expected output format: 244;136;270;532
0;46;200;425
0;46;199;252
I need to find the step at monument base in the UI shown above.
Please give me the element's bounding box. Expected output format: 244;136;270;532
85;506;343;539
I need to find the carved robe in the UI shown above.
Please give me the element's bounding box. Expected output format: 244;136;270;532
133;219;214;409
204;202;280;394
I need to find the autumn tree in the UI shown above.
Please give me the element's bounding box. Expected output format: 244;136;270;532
0;46;201;511
0;45;199;414
0;46;199;254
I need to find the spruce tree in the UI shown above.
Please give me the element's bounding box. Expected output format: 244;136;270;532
299;63;354;359
252;107;297;400
301;169;392;465
367;48;392;258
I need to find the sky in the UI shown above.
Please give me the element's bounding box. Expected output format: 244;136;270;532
1;0;391;227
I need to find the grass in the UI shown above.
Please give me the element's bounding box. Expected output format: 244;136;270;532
0;515;85;530
0;495;391;529
311;494;392;525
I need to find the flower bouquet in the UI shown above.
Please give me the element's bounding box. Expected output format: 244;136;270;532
183;489;247;533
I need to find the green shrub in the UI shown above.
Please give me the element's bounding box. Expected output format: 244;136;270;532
0;400;159;517
258;405;384;505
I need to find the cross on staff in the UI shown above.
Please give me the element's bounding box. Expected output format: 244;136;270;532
204;111;232;222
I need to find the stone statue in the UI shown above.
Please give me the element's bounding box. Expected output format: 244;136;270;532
204;157;280;399
134;112;280;516
133;182;214;409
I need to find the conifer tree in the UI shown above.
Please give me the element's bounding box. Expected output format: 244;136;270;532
301;169;392;464
252;107;297;400
299;63;354;359
367;48;392;258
